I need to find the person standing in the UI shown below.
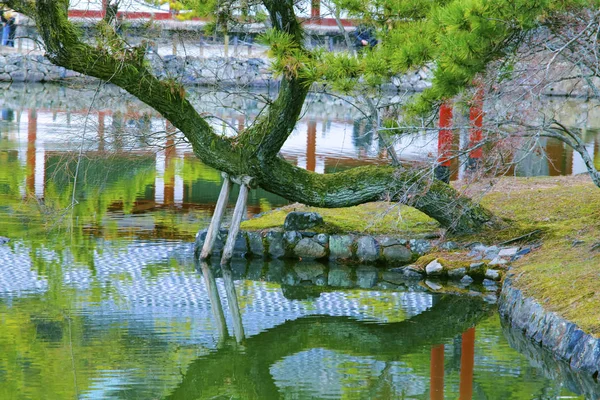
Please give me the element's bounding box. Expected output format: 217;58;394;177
1;8;16;47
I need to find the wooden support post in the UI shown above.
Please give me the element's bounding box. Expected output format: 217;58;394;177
200;174;233;260
220;177;251;265
224;34;229;58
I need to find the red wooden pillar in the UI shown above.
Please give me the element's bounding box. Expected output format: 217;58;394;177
430;344;445;400
311;0;321;18
468;87;484;170
435;103;453;183
459;327;475;400
102;0;109;18
307;120;317;172
26;110;37;196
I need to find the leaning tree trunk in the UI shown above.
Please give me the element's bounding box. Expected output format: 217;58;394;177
8;0;500;235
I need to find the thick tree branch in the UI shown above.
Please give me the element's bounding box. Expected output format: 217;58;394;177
7;0;238;173
258;159;498;234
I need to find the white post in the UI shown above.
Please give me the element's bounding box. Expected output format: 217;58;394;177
200;174;233;260
220;176;251;265
198;260;228;343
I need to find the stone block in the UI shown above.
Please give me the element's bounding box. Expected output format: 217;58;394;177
357;236;379;263
382;244;412;264
329;235;354;259
247;231;265;257
266;231;285;259
294;238;327;259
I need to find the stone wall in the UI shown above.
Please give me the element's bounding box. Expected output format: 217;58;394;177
0;53;433;91
499;276;600;379
194;228;434;265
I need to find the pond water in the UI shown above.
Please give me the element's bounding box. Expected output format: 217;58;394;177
0;83;599;399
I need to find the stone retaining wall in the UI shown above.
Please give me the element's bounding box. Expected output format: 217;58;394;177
499;276;600;379
0;53;433;91
195;228;434;265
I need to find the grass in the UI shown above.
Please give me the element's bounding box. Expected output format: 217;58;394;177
243;175;600;335
241;202;439;235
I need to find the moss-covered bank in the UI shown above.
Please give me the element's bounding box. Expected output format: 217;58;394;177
244;175;600;337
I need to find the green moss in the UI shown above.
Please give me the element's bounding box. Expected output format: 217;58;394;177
475;177;600;336
241;202;439;235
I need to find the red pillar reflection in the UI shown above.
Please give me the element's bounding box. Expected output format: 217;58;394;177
436;103;453;183
311;0;321;18
459;327;475;400
98;111;106;152
237;115;245;134
164;121;176;205
430;344;445;400
468;87;484;169
307;120;317;172
26;110;37;195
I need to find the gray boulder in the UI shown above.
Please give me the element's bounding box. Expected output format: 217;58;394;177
382;245;413;264
329;235;354;259
357;236;379;263
266;231;285;259
247;232;265;257
294;238;327;259
284;212;324;231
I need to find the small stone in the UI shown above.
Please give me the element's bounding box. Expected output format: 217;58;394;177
448;267;466;279
0;236;9;244
484;245;499;259
440;241;459;250
485;269;501;281
425;280;443;291
498;247;519;257
379;236;407;247
483;279;497;287
315;233;329;246
294;238;327;259
468;262;486;278
489;257;508;266
356;236;379;263
284;212;324;231
425;259;444;276
409;239;432;255
283;230;302;247
572;239;584;247
460;275;474;285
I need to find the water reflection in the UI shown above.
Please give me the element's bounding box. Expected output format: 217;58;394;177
0;235;592;399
